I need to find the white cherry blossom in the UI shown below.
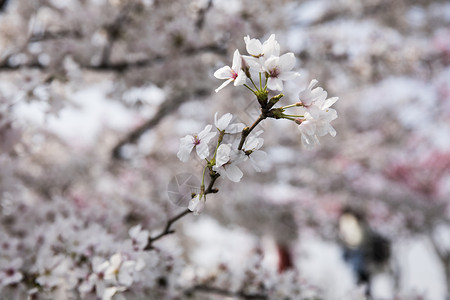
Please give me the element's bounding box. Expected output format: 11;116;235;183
298;108;338;148
214;49;247;93
243;132;267;172
264;53;300;91
0;258;23;286
243;34;280;71
104;253;136;287
188;194;205;215
177;125;216;162
214;112;245;134
129;224;149;251
296;80;339;147
298;79;338;118
213;143;247;182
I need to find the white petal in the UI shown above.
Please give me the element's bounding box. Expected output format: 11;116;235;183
214;66;233;79
231;49;242;72
215;78;233;93
226;123;245;134
279;52;296;71
264;55;279;72
225;164;243;182
299;120;316;136
216;113;232;131
328;125;337;137
308;79;318;89
128;224;141;238
216;144;231;166
250;151;267;172
242;55;260;67
177;136;195;162
198;125;212;139
245;36;262;56
234;70;247;86
196;142;210;159
188;195;205;215
323;97;338;108
262;34;280;57
278;71;300;81
118;269;134;286
267;77;283;91
202;131;217;144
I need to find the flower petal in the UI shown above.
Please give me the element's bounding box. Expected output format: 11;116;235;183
196;142;210;159
216;144;231;166
231;49;242;72
225;164;243;182
234;70;247;86
278;71;300;81
216;113;233;131
244;36;262;56
279;52;296;71
214;66;233;79
267;77;283;91
215;78;233;93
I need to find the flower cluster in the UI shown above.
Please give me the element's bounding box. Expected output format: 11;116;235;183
178;34;339;214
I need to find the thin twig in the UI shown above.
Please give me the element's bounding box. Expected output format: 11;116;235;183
112;88;209;159
145;208;192;249
238;114;266;150
185;285;268;300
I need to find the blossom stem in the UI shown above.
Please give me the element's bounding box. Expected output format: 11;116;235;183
238;114;265;150
201;165;207;192
259;72;262;90
204;172;220;195
249;77;258;90
280;103;300;109
146;208;192;249
282;114;304;118
244;84;257;94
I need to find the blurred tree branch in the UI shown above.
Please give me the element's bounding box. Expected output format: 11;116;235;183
111;87;210;159
0;0;8;12
185;285;268;300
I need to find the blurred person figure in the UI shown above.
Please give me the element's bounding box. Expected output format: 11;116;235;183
338;206;391;298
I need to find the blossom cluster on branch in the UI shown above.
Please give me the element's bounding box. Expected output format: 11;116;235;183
178;34;339;215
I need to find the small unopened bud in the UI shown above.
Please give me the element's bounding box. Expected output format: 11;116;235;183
268;93;284;109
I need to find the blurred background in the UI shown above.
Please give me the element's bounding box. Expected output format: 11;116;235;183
0;0;449;299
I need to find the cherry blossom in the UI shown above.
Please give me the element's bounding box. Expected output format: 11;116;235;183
213;144;247;182
243;34;280;71
188;194;205;215
177;125;216;162
242;132;267;172
214;112;245;134
298;79;339;118
213;50;247;93
0;258;23;287
129;224;150;251
297;108;338;148
264;53;300;91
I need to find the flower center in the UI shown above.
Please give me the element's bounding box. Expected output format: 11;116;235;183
193;136;201;146
231;70;238;80
269;67;280;78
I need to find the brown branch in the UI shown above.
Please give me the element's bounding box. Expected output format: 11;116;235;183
238;114;265;150
112;88;209;159
204;172;220;195
185;285;268;300
145;208;192;249
144;171;220;249
29;29;82;43
194;0;213;30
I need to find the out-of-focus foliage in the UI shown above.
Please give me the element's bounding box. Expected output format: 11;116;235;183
0;0;449;299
